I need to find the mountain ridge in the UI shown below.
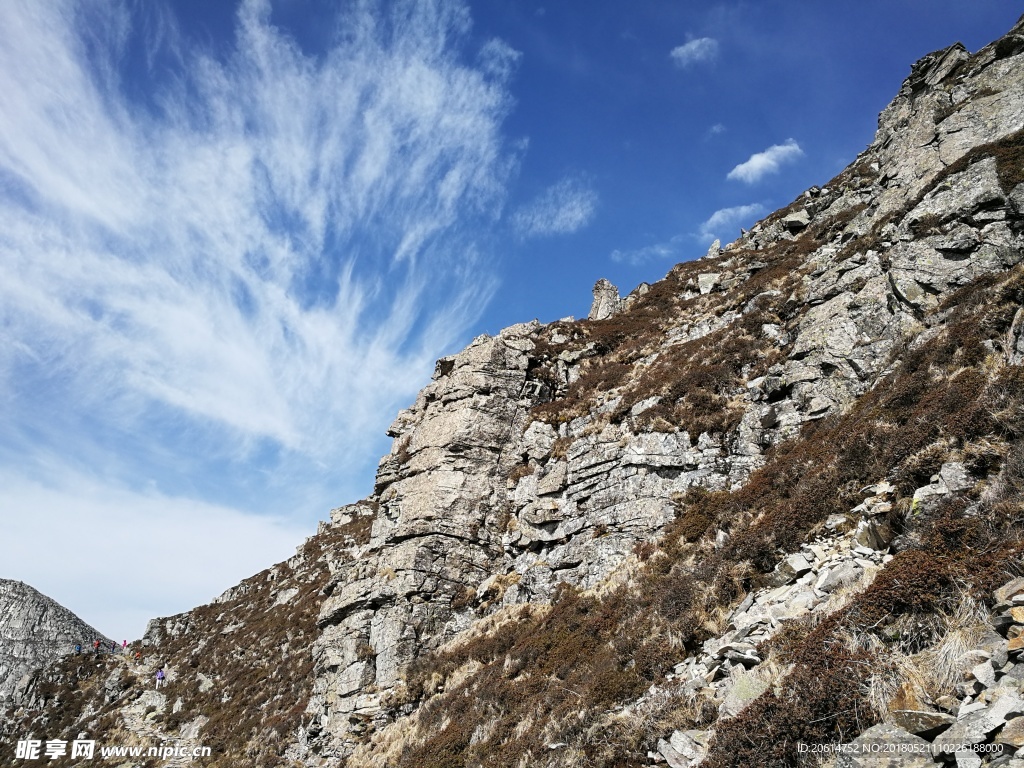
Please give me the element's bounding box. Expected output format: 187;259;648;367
0;579;112;711
4;13;1024;768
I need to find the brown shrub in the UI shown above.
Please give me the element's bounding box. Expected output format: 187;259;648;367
704;644;876;768
507;462;533;484
2;521;353;768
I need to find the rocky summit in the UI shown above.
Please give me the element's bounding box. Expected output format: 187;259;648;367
0;580;110;710
4;14;1024;768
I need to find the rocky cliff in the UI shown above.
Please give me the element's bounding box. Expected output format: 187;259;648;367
0;580;110;709
4;14;1024;768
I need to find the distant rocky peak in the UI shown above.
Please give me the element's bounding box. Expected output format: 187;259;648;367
0;579;110;707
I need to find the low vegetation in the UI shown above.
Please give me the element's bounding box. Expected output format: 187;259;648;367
392;263;1024;767
529;234;809;439
1;521;367;768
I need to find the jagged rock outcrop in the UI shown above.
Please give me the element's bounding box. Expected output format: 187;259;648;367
589;278;622;320
301;15;1024;759
5;14;1024;768
309;325;539;750
0;580;109;709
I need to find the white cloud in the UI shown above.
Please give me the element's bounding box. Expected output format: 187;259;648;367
613;202;766;263
698;203;767;241
0;1;516;632
479;38;522;80
727;139;804;184
0;0;512;454
670;37;719;68
611;235;686;266
0;465;308;641
513;177;598;237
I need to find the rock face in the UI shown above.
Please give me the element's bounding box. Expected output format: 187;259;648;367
589;278;621;320
5;14;1024;768
0;580;109;708
311;326;537;743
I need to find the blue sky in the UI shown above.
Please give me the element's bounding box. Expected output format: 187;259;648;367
0;0;1018;640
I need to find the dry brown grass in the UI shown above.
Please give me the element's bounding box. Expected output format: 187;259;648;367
528;235;807;439
1;525;356;768
397;263;1024;768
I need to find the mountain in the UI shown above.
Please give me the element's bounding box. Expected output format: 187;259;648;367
0;580;111;709
4;14;1024;768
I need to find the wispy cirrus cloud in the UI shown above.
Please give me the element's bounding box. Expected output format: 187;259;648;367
727;139;804;183
0;0;517;637
513;177;598;237
612;201;766;264
611;235;687;266
479;38;522;80
698;203;767;241
670;37;719;68
0;0;515;452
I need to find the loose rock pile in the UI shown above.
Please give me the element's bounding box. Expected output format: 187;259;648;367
835;577;1024;768
649;575;1024;768
647;491;894;768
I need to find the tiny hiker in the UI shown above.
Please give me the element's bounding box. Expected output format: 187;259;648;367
155;668;165;689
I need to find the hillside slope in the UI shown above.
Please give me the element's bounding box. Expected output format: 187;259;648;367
4;14;1024;768
0;580;111;710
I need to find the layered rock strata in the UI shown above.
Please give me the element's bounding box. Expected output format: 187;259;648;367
0;580;109;708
